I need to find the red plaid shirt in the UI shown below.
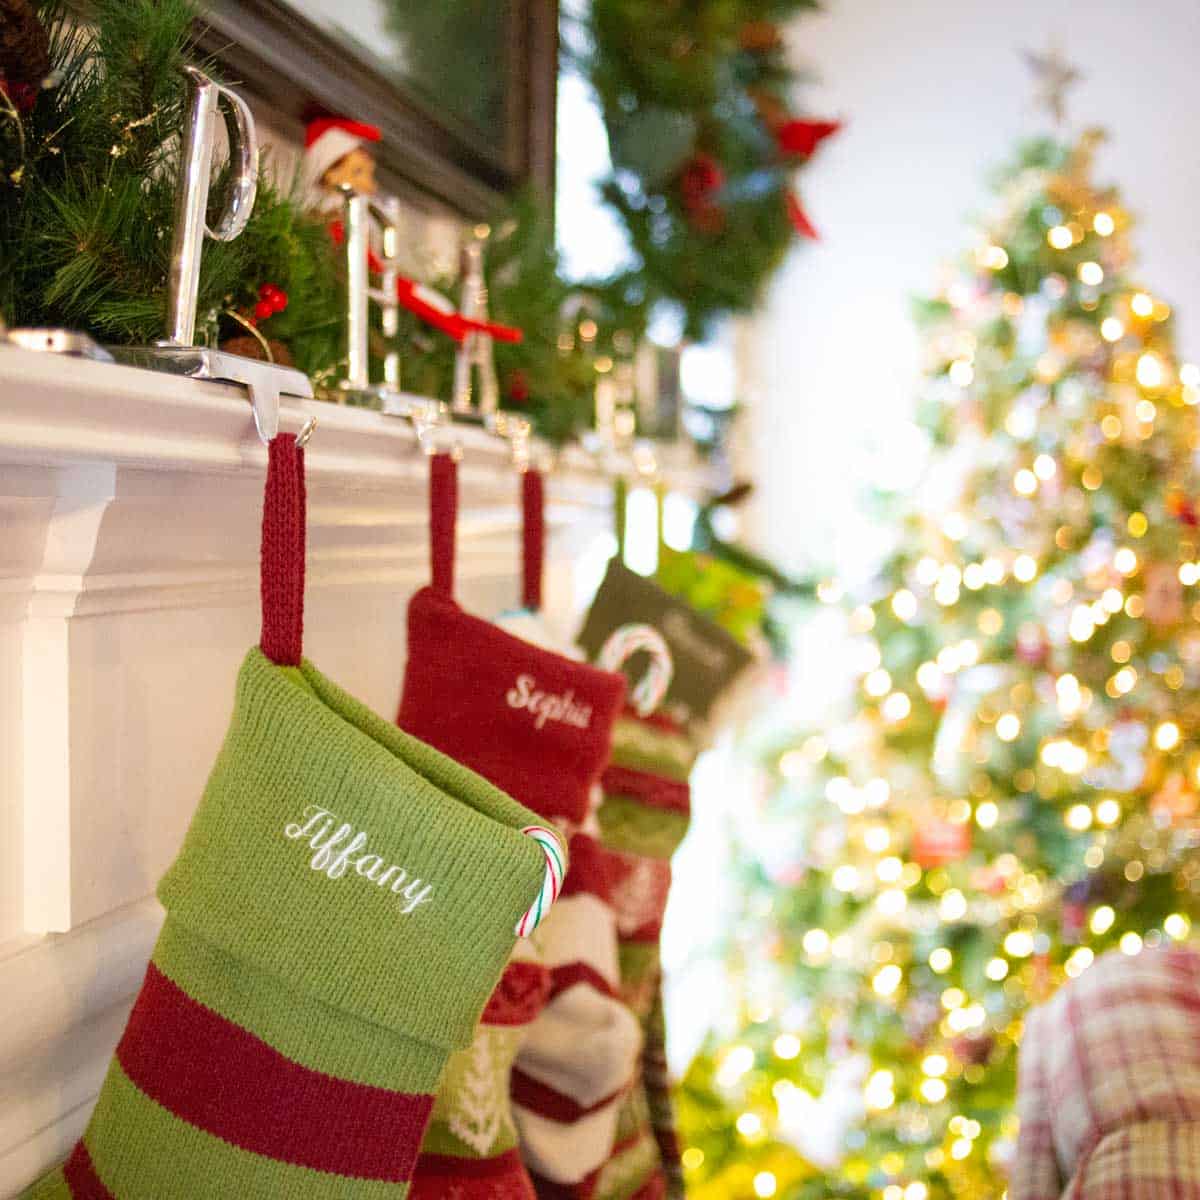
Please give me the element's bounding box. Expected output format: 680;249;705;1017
1012;943;1200;1199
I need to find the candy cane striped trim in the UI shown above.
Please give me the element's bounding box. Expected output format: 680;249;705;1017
516;825;566;937
598;623;674;717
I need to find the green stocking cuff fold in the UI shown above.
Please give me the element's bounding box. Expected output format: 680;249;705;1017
158;648;551;1055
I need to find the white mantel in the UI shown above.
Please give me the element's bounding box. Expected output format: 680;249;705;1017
0;346;620;1195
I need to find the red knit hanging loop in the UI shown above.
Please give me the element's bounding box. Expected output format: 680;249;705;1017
429;452;458;598
259;434;307;666
521;468;545;612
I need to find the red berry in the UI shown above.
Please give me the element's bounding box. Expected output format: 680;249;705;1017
271;290;289;314
679;153;725;211
506;368;530;404
254;300;274;321
259;283;281;302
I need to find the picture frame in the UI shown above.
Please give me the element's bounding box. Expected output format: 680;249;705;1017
199;0;558;217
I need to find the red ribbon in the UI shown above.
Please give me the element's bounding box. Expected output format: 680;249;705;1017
327;221;524;345
776;118;841;159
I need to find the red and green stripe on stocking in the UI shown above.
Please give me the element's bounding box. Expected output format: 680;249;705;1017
548;711;695;1200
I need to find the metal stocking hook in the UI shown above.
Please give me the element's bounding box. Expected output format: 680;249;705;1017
412;399;463;460
204;81;258;242
452;231;500;417
489;409;533;469
295;416;318;448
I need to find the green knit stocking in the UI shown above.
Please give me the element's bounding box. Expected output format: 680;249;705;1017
24;648;548;1200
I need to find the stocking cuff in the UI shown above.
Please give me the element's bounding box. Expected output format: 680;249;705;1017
158;647;551;1054
400;587;626;827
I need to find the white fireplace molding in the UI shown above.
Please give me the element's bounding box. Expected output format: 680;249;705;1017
0;346;618;1195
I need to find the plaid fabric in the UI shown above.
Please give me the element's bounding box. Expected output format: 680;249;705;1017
1012;944;1200;1200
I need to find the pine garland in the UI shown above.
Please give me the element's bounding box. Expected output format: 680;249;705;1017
0;0;341;366
0;0;622;441
4;0;206;330
581;0;835;338
219;172;344;381
0;0;831;445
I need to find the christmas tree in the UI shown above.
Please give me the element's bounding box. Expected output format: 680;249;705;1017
678;126;1200;1200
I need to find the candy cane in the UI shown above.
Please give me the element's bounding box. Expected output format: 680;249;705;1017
598;623;675;717
516;824;567;937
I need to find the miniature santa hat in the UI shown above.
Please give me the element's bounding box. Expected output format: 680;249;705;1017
303;115;381;185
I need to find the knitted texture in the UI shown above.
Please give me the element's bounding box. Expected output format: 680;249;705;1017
1013;943;1200;1200
24;648;549;1200
400;455;627;828
488;620;644;1190
512;832;644;1191
521;469;545;613
399;454;628;1198
411;935;552;1200
546;712;696;1200
259;436;306;666
400;585;626;827
429;452;457;598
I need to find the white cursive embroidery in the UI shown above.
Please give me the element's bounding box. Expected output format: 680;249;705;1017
505;673;593;731
283;806;434;914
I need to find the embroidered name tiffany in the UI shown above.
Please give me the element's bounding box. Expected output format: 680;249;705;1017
283;806;434;914
506;673;593;730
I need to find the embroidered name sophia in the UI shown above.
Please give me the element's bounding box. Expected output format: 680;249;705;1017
505;674;593;730
283;806;434;914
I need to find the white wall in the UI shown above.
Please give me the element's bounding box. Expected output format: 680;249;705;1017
751;0;1200;577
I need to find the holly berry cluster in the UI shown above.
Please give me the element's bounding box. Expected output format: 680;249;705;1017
252;282;289;324
678;153;727;235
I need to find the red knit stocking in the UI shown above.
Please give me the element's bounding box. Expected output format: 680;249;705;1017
399;455;629;1196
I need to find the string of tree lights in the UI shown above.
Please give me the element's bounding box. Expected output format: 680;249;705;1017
677;129;1200;1200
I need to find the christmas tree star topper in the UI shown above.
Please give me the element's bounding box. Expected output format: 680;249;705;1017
1023;41;1083;125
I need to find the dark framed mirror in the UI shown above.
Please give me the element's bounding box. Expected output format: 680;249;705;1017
200;0;558;217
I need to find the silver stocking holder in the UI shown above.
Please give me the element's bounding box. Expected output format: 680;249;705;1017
107;346;312;443
110;66;312;442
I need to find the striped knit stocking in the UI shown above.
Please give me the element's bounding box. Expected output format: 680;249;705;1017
512;830;644;1195
549;710;696;1200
